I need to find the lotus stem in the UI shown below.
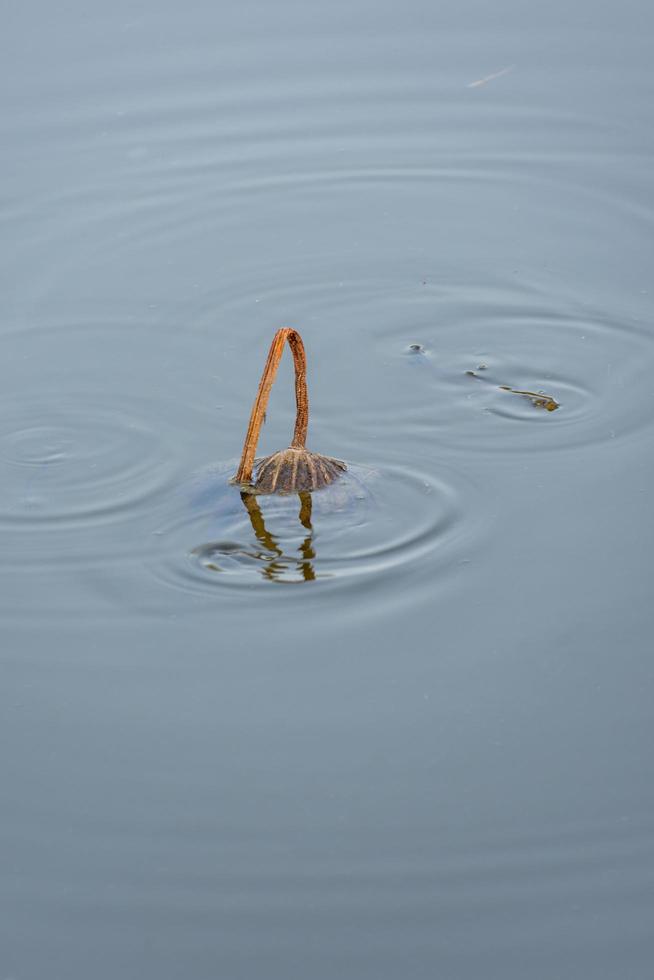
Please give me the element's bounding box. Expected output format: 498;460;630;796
234;328;309;484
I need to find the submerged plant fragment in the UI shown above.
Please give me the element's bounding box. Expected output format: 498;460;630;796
466;369;559;411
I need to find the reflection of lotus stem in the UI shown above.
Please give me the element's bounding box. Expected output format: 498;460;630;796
235;328;309;485
298;491;312;529
240;491;282;556
239;489;316;583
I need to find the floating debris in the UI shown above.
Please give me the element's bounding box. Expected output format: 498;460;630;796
233;328;347;493
466;369;559;411
498;385;559;412
467;65;515;89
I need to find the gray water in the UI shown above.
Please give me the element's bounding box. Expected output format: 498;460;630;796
2;1;654;977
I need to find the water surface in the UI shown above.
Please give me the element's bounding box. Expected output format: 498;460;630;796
2;1;654;977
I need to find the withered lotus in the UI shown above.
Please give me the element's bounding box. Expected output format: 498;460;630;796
233;328;346;494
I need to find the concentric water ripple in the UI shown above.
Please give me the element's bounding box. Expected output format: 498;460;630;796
190;267;654;458
149;459;476;594
0;397;175;528
379;285;654;453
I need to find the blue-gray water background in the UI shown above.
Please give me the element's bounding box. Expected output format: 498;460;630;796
2;1;653;977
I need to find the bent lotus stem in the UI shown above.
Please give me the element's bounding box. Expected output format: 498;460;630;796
234;328;309;485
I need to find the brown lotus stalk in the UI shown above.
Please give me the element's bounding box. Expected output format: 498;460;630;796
234;328;346;494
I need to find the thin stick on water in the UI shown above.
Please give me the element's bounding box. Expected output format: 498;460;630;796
467;65;515;89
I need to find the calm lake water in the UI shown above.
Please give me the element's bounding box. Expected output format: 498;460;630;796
2;0;654;976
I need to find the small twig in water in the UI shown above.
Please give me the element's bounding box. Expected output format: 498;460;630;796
467;369;559;411
467;65;515;89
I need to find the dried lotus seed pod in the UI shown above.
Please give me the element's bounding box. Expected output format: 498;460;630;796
233;328;347;495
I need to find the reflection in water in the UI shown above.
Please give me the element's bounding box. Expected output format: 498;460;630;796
240;490;316;583
168;462;459;596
